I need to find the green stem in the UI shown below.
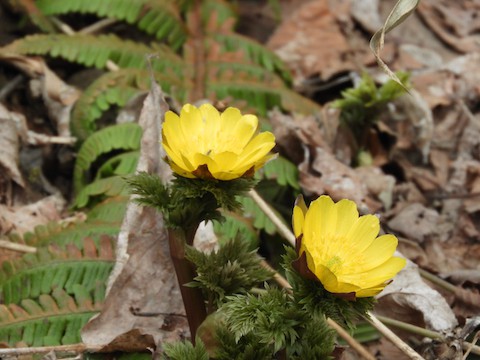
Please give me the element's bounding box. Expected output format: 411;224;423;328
168;227;207;341
375;314;480;356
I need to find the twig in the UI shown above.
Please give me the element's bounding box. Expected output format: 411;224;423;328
463;331;480;360
418;268;457;293
327;318;376;360
0;74;24;101
248;189;295;246
0;343;100;356
375;314;480;356
79;18;118;35
367;313;425;359
0;239;36;253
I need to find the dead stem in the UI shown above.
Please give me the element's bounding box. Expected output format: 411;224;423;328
168;227;207;341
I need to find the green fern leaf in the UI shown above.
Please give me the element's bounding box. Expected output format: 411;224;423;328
36;0;187;50
238;196;277;235
96;151;140;179
73;123;142;194
86;196;129;223
208;79;321;116
71;69;186;140
0;237;114;304
260;156;299;190
212;33;292;83
3;34;182;72
0;287;102;346
74;176;129;209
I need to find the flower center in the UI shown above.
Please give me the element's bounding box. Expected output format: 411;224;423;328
326;255;343;273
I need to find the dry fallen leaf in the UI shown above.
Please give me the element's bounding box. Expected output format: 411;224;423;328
387;203;441;243
267;0;370;83
418;0;480;53
376;260;458;333
81;80;188;351
0;105;25;188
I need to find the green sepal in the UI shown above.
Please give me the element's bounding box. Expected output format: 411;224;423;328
282;247;375;330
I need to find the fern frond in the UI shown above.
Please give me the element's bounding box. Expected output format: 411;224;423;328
211;33;292;83
208;79;321;116
86;196;129;223
261;156;299;190
73;123;142;194
2;34;182;72
36;0;187;50
0;286;103;346
0;236;114;304
96;151;140;179
71;69;186;140
74;176;129;209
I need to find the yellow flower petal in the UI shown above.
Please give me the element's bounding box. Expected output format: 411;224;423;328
293;207;304;239
334;199;359;238
346;214;380;252
292;195;406;298
161;104;275;180
339;256;406;289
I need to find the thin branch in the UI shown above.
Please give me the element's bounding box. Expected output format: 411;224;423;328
79;18;118;35
367;313;425;360
327;318;376;360
418;268;457;293
0;343;101;356
375;314;480;356
0;239;36;253
248;189;295;246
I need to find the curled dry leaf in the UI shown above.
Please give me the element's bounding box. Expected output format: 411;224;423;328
81;81;188;351
376;260;458;333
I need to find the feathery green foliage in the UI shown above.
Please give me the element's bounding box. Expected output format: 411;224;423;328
162;338;209;360
218;286;335;358
0;286;103;347
214;325;275;360
221;288;303;353
186;238;273;308
283;247;375;330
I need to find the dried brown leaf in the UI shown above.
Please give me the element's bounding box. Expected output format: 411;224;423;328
418;0;480;53
267;0;369;82
376;260;458;333
81;80;188;350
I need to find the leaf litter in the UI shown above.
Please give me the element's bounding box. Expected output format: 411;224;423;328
0;0;479;358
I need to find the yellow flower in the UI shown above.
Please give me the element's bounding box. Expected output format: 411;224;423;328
162;104;276;181
292;195;406;298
